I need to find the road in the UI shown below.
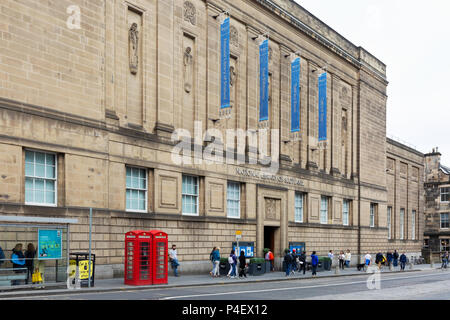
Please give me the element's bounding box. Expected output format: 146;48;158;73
5;270;450;300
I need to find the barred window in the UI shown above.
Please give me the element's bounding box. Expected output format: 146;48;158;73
412;210;416;240
400;208;405;239
182;175;198;216
25;150;57;206
126;167;147;212
227;182;240;218
387;207;392;240
295;193;304;223
343;200;350;226
370;203;377;228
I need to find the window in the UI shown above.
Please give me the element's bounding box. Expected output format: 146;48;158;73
25;150;57;206
441;239;450;252
320;196;329;224
227;182;240;218
411;210;416;240
182;175;198;216
400;208;405;240
387;207;392;240
370;203;377;228
295;193;304;223
441;187;450;202
126;167;147;212
342;200;350;226
441;213;450;229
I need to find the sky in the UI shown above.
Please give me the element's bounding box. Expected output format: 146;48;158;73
294;0;450;165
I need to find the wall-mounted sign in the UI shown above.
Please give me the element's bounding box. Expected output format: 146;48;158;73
232;241;254;258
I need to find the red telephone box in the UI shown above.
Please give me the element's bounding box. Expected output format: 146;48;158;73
149;230;168;284
124;230;152;286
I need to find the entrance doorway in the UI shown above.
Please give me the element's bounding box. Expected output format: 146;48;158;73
264;226;278;255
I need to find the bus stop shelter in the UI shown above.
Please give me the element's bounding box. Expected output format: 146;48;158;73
0;215;78;287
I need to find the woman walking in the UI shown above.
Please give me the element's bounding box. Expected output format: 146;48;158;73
311;251;319;278
211;247;220;277
238;250;247;278
339;251;345;270
209;247;217;276
227;249;237;278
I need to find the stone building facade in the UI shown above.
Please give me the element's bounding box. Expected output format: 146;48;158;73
0;0;424;278
423;148;450;262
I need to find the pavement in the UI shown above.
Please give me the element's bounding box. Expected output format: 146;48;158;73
0;263;443;299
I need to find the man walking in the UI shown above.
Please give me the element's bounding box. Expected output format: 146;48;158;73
328;250;334;269
299;251;307;275
345;249;351;268
168;244;180;277
311;251;319;278
399;252;407;271
284;249;292;276
393;250;399;268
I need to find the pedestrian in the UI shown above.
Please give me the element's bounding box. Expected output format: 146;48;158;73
393;250;399;267
284;249;292;276
399;252;407;271
441;251;449;270
227;249;237;278
311;251;319;278
0;245;5;266
328;250;334;269
268;249;274;271
291;249;298;273
168;244;180;277
386;250;393;267
264;249;271;271
238;250;247;278
345;249;351;268
364;252;372;267
299;251;307;275
339;251;345;270
11;243;26;285
375;252;384;270
209;246;217;275
24;243;36;284
211;247;220;277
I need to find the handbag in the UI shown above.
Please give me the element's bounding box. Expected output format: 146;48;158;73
32;271;42;283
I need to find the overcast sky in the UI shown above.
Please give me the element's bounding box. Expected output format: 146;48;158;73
294;0;450;165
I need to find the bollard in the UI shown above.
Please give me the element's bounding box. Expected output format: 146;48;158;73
409;263;413;270
335;265;340;274
389;263;393;271
430;261;434;268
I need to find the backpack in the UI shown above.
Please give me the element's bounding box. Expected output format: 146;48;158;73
228;256;234;264
269;252;274;260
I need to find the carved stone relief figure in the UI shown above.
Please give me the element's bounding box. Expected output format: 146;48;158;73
183;1;196;25
265;198;279;220
184;46;193;93
230;26;239;47
230;65;236;87
129;23;139;75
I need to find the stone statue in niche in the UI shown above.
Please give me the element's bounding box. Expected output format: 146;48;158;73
183;1;196;25
230;65;236;87
129;23;139;75
341;114;347;146
184;46;193;93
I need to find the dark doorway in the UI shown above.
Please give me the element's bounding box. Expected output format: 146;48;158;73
264;226;277;254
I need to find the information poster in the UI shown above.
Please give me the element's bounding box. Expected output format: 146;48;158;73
38;229;62;260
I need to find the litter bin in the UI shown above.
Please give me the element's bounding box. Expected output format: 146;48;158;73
69;252;95;287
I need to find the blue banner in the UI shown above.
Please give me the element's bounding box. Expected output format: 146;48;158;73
259;39;269;122
291;57;301;132
38;229;62;260
232;242;255;258
220;17;230;109
318;72;327;141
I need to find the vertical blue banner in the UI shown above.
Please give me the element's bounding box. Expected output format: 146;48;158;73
220;17;230;109
259;39;269;122
291;57;301;132
318;72;327;141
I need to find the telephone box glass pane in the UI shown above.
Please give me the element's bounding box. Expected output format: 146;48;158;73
156;242;166;279
126;242;134;280
140;242;150;280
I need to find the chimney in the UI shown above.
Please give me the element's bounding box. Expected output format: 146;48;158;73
424;147;441;182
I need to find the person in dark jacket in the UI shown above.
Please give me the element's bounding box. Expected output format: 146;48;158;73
299;251;307;275
0;246;5;266
11;243;26;285
399;253;407;271
375;252;384;270
238;250;247;278
393;250;399;267
386;251;393;267
311;251;319;278
24;243;36;284
291;250;298;272
284;249;292;276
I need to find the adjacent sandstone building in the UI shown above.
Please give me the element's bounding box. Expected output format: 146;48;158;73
423;148;450;262
0;0;424;278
